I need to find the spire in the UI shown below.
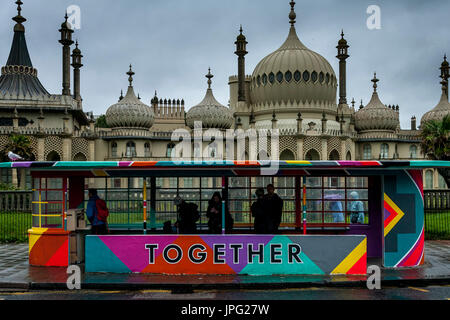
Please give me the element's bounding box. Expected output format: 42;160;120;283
119;90;123;101
289;1;296;27
372;73;379;93
206;67;213;89
13;0;26;30
127;64;135;87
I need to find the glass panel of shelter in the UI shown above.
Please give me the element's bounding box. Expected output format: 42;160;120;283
32;177;65;229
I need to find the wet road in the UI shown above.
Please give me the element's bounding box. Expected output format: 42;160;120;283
0;285;449;300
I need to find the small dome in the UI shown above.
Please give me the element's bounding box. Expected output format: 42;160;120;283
186;69;234;129
421;85;450;126
354;75;399;132
106;66;154;129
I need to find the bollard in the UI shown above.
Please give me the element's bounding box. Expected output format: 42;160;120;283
303;218;307;235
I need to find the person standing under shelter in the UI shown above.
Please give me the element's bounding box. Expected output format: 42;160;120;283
206;192;234;234
174;196;199;234
264;184;284;234
349;191;365;224
251;188;269;234
86;189;109;235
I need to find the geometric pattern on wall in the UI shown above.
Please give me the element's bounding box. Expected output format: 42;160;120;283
0;135;9;153
279;135;297;158
71;138;89;160
345;139;353;160
383;170;425;268
303;136;322;159
327;136;341;159
44;136;63;160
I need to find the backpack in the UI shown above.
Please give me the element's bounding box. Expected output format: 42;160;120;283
188;203;200;222
95;199;109;222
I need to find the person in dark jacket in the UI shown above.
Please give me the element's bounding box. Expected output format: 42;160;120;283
251;188;269;234
206;192;234;234
86;189;108;235
264;184;284;234
174;196;199;234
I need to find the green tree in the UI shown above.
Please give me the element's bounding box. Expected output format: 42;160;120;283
420;114;450;187
95;115;109;128
1;134;35;162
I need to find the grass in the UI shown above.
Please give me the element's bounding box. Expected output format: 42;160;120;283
0;212;32;243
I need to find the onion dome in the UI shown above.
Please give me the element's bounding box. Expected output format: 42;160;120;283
106;66;155;128
421;81;450;126
0;1;50;99
186;69;234;129
250;1;337;108
354;74;399;132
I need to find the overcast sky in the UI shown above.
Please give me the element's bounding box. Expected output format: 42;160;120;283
1;0;449;129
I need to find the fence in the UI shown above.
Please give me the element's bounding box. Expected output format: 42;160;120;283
0;191;32;243
424;190;450;240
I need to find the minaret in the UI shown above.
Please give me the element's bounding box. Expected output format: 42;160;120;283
71;41;83;103
59;12;74;96
235;25;248;102
440;55;449;100
336;30;350;106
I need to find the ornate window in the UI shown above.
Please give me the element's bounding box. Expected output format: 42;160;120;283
144;143;151;157
285;71;292;82
410;145;418;159
326;73;330;84
262;74;268;85
363;145;371;160
303;70;310;82
268;72;275;84
380;144;389;159
294;70;301;82
311;71;318;83
111;142;117;158
319;72;325;83
257;75;261;86
167;143;175;158
126;141;136;157
276;71;283;83
425;170;434;189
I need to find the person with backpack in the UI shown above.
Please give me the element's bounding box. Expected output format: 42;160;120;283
174;196;199;234
264;184;284;234
86;189;109;235
252;188;269;234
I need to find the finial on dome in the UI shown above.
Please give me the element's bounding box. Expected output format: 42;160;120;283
372;73;379;92
206;67;213;89
341;29;345;38
240;24;243;34
127;65;135;86
13;0;26;28
289;1;296;27
119;90;123;101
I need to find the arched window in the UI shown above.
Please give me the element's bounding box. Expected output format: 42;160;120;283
144;143;151;157
73;153;87;161
363;145;372;160
167;143;175;158
410;145;418;159
126;141;136;157
111;142;117;158
46;151;61;161
380;144;389;159
280;149;295;161
438;174;447;189
425;170;434;189
346;151;352;160
328;150;340;161
305;149;320;161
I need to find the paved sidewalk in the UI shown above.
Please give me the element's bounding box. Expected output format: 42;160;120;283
0;241;449;290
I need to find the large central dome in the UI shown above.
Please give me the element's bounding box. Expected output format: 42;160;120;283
250;2;337;109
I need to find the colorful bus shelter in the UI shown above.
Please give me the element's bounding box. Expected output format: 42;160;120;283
1;160;448;276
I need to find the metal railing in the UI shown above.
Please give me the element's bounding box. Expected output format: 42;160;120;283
424;190;450;240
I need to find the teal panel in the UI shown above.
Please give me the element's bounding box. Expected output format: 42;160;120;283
85;236;131;273
240;236;324;276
